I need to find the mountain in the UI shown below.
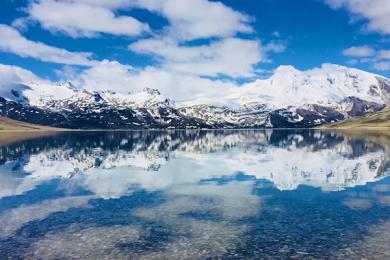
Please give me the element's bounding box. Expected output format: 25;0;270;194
0;64;389;129
180;64;389;127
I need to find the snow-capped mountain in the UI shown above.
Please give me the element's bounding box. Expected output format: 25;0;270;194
0;64;389;129
102;88;174;109
227;64;390;109
180;64;389;127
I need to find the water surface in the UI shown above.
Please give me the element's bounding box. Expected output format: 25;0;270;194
0;130;389;259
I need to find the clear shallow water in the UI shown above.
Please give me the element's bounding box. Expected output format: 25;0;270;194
0;130;389;259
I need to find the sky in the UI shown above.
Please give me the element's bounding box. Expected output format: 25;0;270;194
0;0;389;103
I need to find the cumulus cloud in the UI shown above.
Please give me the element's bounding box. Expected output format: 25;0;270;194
373;61;390;71
50;0;281;102
324;0;390;35
375;49;390;70
73;60;238;104
124;0;276;79
342;46;375;57
130;38;265;78
1;0;287;100
125;1;281;79
0;60;237;105
324;1;390;71
129;0;253;40
0;63;53;101
0;24;96;66
75;60;137;93
17;0;252;40
378;50;390;60
18;0;150;38
0;64;44;86
342;45;390;71
65;0;132;9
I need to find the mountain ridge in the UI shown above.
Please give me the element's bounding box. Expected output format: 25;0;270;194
0;64;389;129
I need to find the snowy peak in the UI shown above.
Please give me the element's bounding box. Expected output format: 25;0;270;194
178;64;390;128
57;81;77;92
229;64;390;110
4;82;174;111
142;87;161;96
273;65;300;75
101;88;174;109
4;64;389;111
47;87;175;112
4;81;78;108
0;83;34;104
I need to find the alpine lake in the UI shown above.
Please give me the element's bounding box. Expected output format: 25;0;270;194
0;129;389;259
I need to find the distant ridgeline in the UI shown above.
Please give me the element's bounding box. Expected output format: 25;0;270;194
0;64;389;129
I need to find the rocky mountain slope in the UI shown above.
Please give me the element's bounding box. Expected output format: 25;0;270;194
0;64;389;129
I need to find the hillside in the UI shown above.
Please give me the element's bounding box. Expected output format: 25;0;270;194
0;116;63;131
323;109;390;129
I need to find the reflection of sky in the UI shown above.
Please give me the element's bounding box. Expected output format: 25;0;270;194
0;131;388;199
0;130;389;258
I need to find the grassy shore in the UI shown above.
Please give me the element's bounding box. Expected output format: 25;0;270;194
321;110;390;146
0;116;70;145
0;116;67;132
322;109;390;129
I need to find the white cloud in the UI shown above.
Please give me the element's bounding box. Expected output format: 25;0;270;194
128;68;238;104
129;0;253;40
373;61;390;71
9;0;286;81
18;0;252;40
74;60;238;104
342;46;375;57
123;1;281;79
65;0;132;9
346;59;359;65
0;24;96;66
125;0;278;79
0;64;44;87
0;0;287;99
75;60;137;93
324;0;390;34
20;0;150;38
0;63;53;100
130;38;265;77
0;196;92;238
342;45;390;71
0;60;242;106
378;50;390;60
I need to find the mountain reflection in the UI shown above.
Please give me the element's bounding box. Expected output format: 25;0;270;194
0;130;389;259
0;130;388;197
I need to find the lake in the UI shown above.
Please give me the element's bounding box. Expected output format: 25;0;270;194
0;130;389;259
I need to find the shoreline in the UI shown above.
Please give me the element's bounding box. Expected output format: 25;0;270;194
0;126;388;147
0;126;389;133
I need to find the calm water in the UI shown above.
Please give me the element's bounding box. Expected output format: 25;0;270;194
0;130;389;259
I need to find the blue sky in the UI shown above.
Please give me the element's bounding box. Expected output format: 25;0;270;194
0;0;389;101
